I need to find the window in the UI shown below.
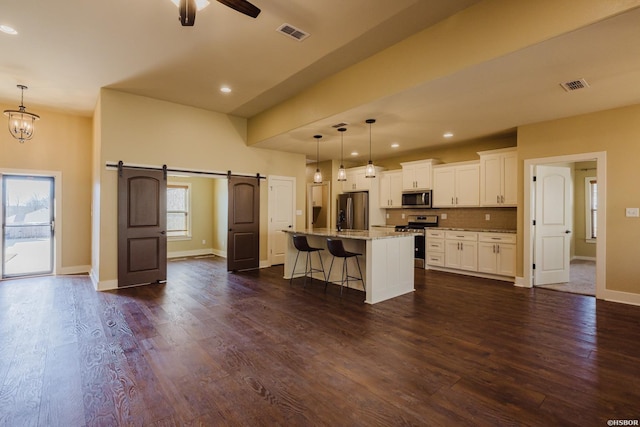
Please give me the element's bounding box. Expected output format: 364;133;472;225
585;177;597;241
167;183;191;238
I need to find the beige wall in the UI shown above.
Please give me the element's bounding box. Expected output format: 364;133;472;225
94;89;306;288
518;103;640;295
1;102;92;273
211;178;228;256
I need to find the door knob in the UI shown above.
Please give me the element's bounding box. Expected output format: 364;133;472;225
159;230;166;235
288;225;292;228
565;230;572;234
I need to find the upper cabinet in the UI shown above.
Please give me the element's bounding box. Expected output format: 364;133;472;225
342;166;383;193
379;170;403;208
401;159;441;191
432;162;480;207
478;148;517;207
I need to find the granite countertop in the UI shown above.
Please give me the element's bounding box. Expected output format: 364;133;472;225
282;228;420;240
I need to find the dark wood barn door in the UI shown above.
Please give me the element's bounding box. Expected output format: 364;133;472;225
227;176;260;271
118;167;167;287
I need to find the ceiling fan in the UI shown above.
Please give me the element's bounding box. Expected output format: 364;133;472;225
178;0;261;26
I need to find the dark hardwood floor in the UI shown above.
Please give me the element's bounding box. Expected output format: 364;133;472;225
1;256;639;426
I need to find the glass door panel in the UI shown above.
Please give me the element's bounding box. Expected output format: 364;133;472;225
2;175;54;278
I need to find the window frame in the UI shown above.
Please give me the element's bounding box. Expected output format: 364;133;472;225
167;182;192;240
584;176;597;243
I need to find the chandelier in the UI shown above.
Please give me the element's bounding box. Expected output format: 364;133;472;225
4;85;40;143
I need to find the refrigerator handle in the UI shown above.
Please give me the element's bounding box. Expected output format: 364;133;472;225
346;197;353;229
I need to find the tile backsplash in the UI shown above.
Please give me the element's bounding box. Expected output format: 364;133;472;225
386;207;516;231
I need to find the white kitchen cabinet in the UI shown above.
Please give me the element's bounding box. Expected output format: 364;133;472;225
425;229;445;267
478;148;517;207
342;167;371;192
311;185;323;207
400;159;440;190
432;162;480;207
477;232;516;276
444;231;478;271
379;170;403;208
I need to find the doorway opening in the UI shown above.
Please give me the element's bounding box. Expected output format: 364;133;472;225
524;152;606;299
2;175;55;278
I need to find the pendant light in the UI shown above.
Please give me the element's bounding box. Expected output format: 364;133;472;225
313;134;323;183
365;119;376;178
337;127;347;182
4;85;40;144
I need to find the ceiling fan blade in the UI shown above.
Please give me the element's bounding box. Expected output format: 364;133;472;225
216;0;261;18
179;0;196;26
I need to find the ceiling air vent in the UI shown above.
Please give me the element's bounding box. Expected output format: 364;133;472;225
332;122;349;128
276;23;309;42
560;78;590;92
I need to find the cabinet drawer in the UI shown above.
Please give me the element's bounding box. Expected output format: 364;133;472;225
426;252;444;266
426;239;444;252
445;231;478;241
478;232;516;244
426;229;446;239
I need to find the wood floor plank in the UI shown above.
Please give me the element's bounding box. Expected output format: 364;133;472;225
1;256;639;425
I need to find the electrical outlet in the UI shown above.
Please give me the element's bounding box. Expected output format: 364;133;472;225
441;213;447;220
202;240;206;245
626;207;639;217
485;214;491;221
386;213;390;219
401;213;405;219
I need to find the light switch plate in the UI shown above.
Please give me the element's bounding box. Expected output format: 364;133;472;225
485;214;491;221
626;208;639;217
296;210;302;216
401;213;405;219
441;213;447;220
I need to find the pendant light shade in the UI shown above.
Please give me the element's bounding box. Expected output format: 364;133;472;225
337;127;347;182
313;134;323;183
4;85;40;144
365;119;376;178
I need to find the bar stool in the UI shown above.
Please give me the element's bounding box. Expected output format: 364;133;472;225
325;238;364;296
290;235;326;287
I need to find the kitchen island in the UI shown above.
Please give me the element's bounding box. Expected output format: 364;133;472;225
282;228;416;304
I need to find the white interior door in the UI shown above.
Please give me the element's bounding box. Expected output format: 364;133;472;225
534;165;572;285
268;176;295;266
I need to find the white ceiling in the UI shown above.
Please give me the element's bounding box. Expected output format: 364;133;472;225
2;1;640;163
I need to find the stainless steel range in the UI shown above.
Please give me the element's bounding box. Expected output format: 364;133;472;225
395;215;439;268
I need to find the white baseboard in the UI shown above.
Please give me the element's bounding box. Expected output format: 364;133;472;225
426;265;515;283
260;260;270;269
603;289;640;306
514;276;530;288
572;256;596;262
212;248;227;258
168;248;214;259
59;265;91;275
90;268;118;291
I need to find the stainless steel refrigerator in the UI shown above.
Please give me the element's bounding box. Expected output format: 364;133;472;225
337;192;369;230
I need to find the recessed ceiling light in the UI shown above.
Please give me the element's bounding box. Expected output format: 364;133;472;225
350;151;359;156
391;143;399;148
220;86;232;94
170;0;210;11
0;25;18;35
443;132;454;138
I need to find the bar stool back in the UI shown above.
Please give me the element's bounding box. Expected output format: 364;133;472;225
290;235;326;287
325;238;364;296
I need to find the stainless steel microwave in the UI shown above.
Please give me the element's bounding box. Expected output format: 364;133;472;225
402;190;432;208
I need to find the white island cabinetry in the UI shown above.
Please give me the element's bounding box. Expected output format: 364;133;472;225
283;229;415;304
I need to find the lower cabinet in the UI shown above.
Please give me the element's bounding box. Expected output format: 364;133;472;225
427;229;516;279
444;231;478;271
477;233;516;276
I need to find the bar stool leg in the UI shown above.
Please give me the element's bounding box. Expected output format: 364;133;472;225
290;250;301;285
354;256;364;292
317;251;326;282
325;256;335;292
